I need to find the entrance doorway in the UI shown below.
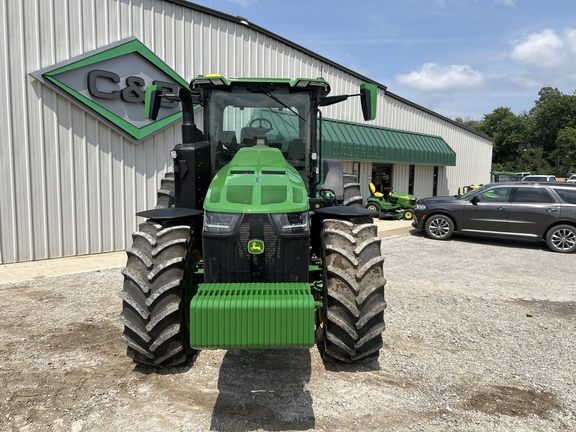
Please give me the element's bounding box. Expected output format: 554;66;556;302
371;165;392;195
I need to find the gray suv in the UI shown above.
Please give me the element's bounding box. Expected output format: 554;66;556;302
412;182;576;253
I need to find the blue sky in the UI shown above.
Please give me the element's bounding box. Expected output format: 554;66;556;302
188;0;576;120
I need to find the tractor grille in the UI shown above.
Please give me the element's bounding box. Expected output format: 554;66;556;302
409;197;417;206
203;214;309;283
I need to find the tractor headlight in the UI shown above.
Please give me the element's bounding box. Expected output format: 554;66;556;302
203;212;242;235
270;211;309;235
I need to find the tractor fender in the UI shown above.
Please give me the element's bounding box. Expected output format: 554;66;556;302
136;207;203;221
322;159;344;201
309;206;377;257
314;206;376;219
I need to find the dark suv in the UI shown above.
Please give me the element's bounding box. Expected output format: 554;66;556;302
412;182;576;253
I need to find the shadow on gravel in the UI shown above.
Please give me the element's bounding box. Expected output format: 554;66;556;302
322;357;380;373
210;349;314;431
133;355;197;375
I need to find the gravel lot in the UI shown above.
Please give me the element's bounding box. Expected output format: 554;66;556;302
1;229;575;431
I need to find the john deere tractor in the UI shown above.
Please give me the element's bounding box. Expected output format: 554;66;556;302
119;75;386;367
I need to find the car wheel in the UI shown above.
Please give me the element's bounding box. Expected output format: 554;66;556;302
545;225;576;253
424;214;454;240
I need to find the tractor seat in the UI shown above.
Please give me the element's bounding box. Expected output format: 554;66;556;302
220;131;238;149
240;127;269;147
370;183;384;198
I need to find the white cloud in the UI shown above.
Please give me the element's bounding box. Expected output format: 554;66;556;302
395;63;484;91
565;28;576;54
510;29;564;67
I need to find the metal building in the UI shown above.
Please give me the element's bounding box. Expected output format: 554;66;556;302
0;0;492;264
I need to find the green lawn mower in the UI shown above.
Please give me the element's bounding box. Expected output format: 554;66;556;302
365;186;417;220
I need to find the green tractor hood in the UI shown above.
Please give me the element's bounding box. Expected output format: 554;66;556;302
204;147;308;213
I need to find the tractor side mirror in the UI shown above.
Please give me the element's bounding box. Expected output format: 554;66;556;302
360;83;378;121
145;85;163;121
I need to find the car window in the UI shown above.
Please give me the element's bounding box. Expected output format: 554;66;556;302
477;187;512;202
514;187;554;203
552;188;576;204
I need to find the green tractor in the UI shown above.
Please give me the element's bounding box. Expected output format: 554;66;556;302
119;75;386;367
365;186;417;220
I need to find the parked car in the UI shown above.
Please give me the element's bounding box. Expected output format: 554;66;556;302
520;174;557;182
516;171;531;179
412;182;576;253
566;175;576;184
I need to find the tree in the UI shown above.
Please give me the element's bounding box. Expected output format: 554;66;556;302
515;145;552;175
531;91;576;155
475;107;531;165
452;115;481;129
552;126;576;175
473;87;576;175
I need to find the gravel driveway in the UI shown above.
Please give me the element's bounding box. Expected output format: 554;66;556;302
1;230;575;431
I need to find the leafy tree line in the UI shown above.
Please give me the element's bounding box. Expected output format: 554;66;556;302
453;87;576;177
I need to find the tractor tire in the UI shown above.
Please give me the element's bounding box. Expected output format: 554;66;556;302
319;219;386;363
342;172;362;207
156;172;175;209
119;220;196;367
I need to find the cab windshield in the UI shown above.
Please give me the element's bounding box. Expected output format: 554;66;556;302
206;89;312;189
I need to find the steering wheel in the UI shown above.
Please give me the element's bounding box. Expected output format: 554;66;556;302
248;117;273;132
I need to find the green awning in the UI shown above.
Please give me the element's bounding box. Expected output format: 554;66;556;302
320;118;456;166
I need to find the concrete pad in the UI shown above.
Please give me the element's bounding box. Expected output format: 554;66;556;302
374;218;414;238
0;251;126;285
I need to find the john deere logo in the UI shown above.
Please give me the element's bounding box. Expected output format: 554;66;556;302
248;240;265;255
30;37;188;142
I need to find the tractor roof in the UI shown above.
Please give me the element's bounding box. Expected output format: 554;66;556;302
190;74;331;96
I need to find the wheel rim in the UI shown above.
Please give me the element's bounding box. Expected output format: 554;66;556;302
404;211;413;220
367;204;378;211
429;218;450;239
550;228;576;251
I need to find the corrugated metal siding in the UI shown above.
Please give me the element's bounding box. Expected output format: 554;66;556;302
1;0;492;263
2;0;181;263
414;165;435;200
394;164;411;194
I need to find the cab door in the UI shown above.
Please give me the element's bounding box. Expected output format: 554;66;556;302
463;186;513;233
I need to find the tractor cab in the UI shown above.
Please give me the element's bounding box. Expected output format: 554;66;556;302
191;76;325;193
